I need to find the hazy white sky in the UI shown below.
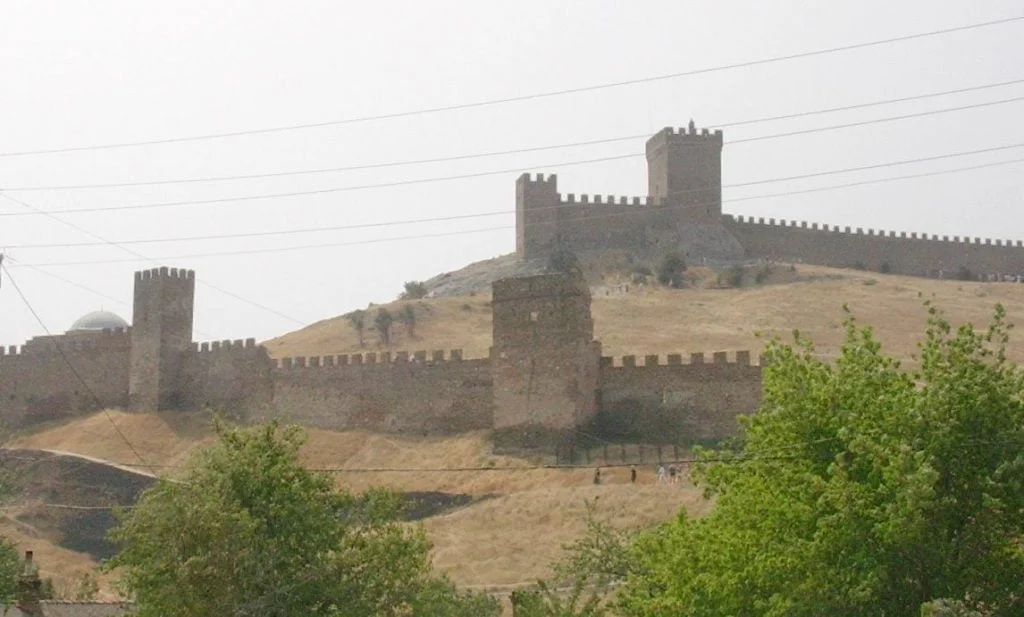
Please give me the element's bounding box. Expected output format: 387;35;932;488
1;0;1022;346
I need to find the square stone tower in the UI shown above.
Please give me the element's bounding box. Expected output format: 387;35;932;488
515;173;560;260
491;272;601;438
646;121;724;223
128;267;195;411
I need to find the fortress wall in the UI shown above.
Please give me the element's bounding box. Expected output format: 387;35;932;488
180;338;275;415
552;194;668;254
725;216;1024;276
0;332;132;429
265;350;493;434
594;351;762;443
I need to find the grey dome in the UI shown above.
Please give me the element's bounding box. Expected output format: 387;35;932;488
69;310;129;332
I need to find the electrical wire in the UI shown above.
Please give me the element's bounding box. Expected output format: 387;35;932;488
3;139;1022;220
4;149;1024;262
3;86;1022;192
0;261;151;470
0;191;307;326
0;14;1019;157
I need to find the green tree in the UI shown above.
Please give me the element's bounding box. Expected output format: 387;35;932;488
400;303;417;339
656;253;686;288
375;308;394;347
106;422;498;617
400;281;429;300
616;304;1024;617
0;537;18;608
345;309;367;347
547;246;583;277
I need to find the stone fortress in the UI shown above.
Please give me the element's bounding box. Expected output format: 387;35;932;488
518;120;1024;277
0;266;761;446
3;122;1022;445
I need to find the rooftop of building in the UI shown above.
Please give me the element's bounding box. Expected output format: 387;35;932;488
68;311;128;333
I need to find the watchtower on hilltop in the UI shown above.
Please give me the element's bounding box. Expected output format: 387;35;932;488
515;122;726;261
129;267;195;411
646;120;724;223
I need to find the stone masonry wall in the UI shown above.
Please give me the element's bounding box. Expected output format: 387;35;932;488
179;338;275;414
263;350;493;434
491;273;601;435
725;215;1024;277
0;330;131;429
595;351;762;443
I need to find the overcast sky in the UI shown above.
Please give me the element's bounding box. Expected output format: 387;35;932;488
1;0;1022;346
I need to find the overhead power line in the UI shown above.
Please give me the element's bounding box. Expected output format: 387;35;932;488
4;89;1023;192
2;138;1022;220
0;262;151;469
0;191;307;326
4;152;1024;253
8;153;1024;268
0;15;1020;158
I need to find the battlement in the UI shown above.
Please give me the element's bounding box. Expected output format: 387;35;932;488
558;193;665;207
273;348;478;370
492;273;590;304
516;172;558;186
601;350;763;368
191;338;260;354
135;266;195;282
645;124;724;152
726;215;1024;248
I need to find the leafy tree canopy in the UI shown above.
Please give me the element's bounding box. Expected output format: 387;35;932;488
106;422;499;617
656;253;687;288
0;536;18;608
614;303;1024;617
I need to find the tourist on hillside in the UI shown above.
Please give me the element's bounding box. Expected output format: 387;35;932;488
668;464;678;484
657;465;667;484
630;466;637;483
593;468;602;485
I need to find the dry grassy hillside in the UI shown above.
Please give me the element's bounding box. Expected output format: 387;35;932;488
10;412;702;592
265;265;1024;365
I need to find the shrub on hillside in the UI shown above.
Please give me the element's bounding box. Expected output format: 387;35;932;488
400;281;429;300
657;253;687;288
547;246;583;276
374;308;393;346
345;309;368;347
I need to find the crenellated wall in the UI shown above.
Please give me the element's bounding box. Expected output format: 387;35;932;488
594;351;763;443
263;349;493;434
724;215;1024;276
0;329;132;428
180;338;275;414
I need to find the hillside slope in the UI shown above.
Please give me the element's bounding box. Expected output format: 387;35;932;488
265;264;1024;364
10;412;702;591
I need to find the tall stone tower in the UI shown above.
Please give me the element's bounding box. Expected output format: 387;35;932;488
490;272;601;444
515;173;560;260
128;267;195;411
645;121;724;223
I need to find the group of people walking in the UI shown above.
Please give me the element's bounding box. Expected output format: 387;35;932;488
590;463;685;485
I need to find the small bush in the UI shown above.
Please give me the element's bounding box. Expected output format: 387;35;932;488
632;264;653;277
460;303;473;312
374;308;394;345
879;261;892;274
852;261;868;271
657;253;687;288
754;263;774;285
547;246;582;275
400;281;429;300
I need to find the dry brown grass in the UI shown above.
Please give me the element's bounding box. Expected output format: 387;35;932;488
0;516;122;601
265;265;1024;365
10;413;700;591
